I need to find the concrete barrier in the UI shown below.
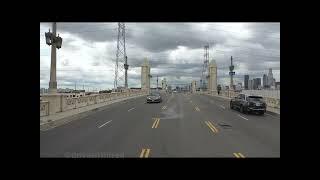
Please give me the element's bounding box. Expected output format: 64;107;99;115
40;101;49;117
199;90;280;113
264;97;280;109
40;90;148;118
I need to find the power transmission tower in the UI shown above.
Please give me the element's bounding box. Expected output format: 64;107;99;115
114;23;128;90
157;75;159;90
200;45;209;90
229;56;235;90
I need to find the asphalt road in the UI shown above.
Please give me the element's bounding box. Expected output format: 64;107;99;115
40;92;280;158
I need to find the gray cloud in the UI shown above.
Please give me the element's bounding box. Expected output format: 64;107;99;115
40;23;280;89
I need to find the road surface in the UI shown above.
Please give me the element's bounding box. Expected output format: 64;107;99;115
40;92;280;158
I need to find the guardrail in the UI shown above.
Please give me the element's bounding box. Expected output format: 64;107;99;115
40;90;148;117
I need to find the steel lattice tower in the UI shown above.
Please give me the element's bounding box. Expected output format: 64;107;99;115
114;23;128;90
200;45;209;90
229;56;235;90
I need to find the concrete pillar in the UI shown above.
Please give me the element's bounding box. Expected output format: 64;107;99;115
141;58;150;93
208;59;217;95
192;80;196;93
41;94;63;115
49;22;57;94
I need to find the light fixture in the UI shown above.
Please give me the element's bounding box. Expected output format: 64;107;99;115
45;29;52;45
55;34;62;49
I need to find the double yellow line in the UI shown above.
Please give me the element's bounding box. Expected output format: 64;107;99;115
205;121;219;134
140;148;151;158
152;118;160;128
195;106;200;111
233;153;245;158
162;106;167;110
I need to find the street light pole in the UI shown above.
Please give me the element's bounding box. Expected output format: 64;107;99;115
45;22;62;94
48;22;57;94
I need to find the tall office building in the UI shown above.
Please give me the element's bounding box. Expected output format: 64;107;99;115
268;68;274;87
263;74;267;88
254;78;261;90
244;75;249;90
248;79;253;90
253;78;257;90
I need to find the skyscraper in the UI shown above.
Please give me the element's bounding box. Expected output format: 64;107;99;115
263;74;267;88
268;68;274;87
248;79;253;90
244;75;249;90
255;78;261;90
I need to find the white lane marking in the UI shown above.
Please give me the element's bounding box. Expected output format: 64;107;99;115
220;105;225;109
237;114;249;121
98;120;112;128
128;107;135;112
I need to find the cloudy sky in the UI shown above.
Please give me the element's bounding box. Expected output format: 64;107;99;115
40;23;280;90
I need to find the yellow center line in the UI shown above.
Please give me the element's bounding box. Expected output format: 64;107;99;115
233;153;245;158
207;121;219;133
144;149;151;157
140;149;146;158
140;148;151;158
205;121;216;133
152;118;160;128
238;153;245;158
233;153;240;158
152;119;158;128
156;118;160;128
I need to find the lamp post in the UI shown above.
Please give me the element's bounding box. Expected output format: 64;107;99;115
45;22;63;94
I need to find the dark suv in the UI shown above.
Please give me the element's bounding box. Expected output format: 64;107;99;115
230;93;266;115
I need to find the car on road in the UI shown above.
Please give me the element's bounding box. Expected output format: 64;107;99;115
230;93;266;115
146;92;162;103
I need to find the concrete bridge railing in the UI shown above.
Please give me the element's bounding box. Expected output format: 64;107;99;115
197;89;280;110
40;89;148;117
40;101;49;117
